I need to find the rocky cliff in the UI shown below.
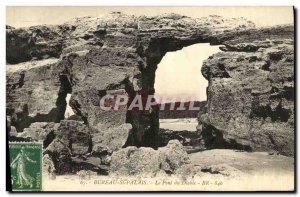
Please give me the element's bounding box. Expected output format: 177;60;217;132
200;38;294;156
6;12;294;175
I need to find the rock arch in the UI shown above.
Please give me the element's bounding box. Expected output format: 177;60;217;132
7;12;294;157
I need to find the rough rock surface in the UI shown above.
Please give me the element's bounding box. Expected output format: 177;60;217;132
6;59;65;132
44;139;73;175
17;122;58;147
110;140;189;176
56;120;91;155
41;119;129;174
43;154;56;178
200;39;294;156
92;123;132;152
6;12;259;147
6;11;294;176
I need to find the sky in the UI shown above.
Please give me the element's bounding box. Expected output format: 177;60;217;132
154;43;221;102
6;6;294;28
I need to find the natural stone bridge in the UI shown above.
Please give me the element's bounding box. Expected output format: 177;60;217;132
7;12;294;174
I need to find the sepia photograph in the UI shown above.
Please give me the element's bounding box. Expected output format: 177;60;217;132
5;6;295;192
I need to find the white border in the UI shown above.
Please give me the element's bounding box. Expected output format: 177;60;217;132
2;0;298;6
1;0;298;196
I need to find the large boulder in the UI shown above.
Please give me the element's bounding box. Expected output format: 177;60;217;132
199;39;294;156
92;123;132;153
44;139;72;175
110;146;161;176
110;140;189;176
159;140;190;173
56;120;91;155
6;59;65;132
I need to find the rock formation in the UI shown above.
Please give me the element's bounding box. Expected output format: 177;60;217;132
110;140;189;176
6;12;294;175
200;38;294;156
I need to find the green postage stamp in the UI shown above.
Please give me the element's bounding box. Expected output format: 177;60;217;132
9;143;42;191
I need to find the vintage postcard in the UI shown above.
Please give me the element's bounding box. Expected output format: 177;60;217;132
6;6;294;192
